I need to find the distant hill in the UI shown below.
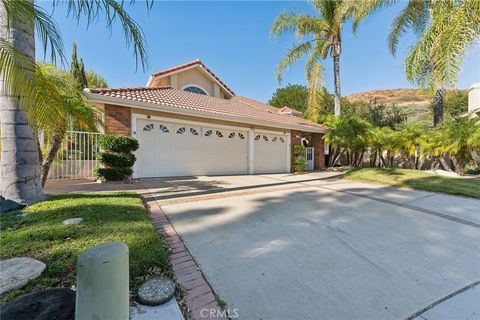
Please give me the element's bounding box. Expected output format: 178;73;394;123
346;88;432;122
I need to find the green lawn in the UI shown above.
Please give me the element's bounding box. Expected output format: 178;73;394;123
343;168;480;199
0;192;168;302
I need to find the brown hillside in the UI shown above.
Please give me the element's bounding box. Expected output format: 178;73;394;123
346;88;431;106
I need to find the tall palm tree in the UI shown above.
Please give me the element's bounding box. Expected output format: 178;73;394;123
271;0;352;117
0;0;151;209
352;0;480;126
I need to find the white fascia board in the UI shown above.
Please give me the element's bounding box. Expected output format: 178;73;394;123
85;93;327;134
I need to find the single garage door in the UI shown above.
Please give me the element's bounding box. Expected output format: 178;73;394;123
136;119;248;177
254;132;289;174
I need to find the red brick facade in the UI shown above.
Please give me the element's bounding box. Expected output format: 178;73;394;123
104;104;131;135
290;130;325;172
311;132;325;169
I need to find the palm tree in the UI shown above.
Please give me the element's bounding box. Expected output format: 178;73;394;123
0;0;150;208
37;64;100;186
352;0;480;126
271;0;352;117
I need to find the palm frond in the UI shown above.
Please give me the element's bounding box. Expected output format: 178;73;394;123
275;41;312;82
0;39;62;128
347;0;391;32
388;0;430;56
430;0;480;87
270;10;300;39
53;0;150;71
1;0;65;64
305;63;324;121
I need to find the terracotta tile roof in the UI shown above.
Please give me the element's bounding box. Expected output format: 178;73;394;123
86;86;326;132
149;60;235;96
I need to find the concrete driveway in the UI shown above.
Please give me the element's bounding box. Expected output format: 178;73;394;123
143;173;480;320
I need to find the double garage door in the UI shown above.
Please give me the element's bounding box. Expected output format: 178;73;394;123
135;119;289;178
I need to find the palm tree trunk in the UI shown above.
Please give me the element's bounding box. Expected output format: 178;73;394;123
333;52;341;116
0;1;45;208
433;88;444;126
470;150;480;168
439;156;453;172
41;128;65;187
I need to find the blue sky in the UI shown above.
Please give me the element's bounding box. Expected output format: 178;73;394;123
37;1;479;103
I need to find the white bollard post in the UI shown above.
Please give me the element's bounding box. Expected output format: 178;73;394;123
75;242;129;320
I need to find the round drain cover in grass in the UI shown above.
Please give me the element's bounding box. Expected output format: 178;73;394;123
137;278;175;306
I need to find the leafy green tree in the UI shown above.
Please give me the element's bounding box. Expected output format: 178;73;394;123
268;84;308;113
0;0;151;207
86;71;108;88
343;101;406;128
429;90;468;121
79;58;88;89
70;43;88;89
271;0;356;116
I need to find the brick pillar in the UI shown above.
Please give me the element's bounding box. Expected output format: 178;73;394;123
312;133;325;169
290;130;303;173
104;104;131;136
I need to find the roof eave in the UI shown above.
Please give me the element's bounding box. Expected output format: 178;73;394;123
147;63;235;97
85;93;327;134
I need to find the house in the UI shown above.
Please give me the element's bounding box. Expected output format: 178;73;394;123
468;83;480;118
85;60;327;178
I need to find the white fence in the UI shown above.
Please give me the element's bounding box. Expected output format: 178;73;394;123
46;131;101;180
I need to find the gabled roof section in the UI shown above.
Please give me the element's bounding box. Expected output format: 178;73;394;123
85;86;326;133
146;59;235;97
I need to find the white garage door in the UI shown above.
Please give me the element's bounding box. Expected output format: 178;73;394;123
135;119;248;178
253;133;289;174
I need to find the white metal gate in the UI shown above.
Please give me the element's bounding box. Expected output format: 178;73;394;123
306;147;314;171
46;131;101;180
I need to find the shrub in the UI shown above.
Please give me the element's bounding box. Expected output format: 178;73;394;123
98;152;136;167
99;135;139;153
293;145;307;172
96;134;138;181
95;167;133;181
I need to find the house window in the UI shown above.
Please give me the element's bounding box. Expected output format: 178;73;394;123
159;124;169;133
255;135;260;141
204;129;213;137
228;132;235;138
190;128;199;136
183;86;208;95
143;123;154;132
238;133;245;139
216;130;223;138
176;127;186;134
272;137;278;142
263;135;269;141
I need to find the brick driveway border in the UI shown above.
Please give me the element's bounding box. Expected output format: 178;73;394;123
140;191;229;320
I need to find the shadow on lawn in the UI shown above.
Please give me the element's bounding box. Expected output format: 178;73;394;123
0;193;168;303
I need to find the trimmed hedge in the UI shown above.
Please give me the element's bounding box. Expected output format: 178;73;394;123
99;135;139;153
293;145;307;172
95;167;133;181
98;152;136;168
95;135;138;181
